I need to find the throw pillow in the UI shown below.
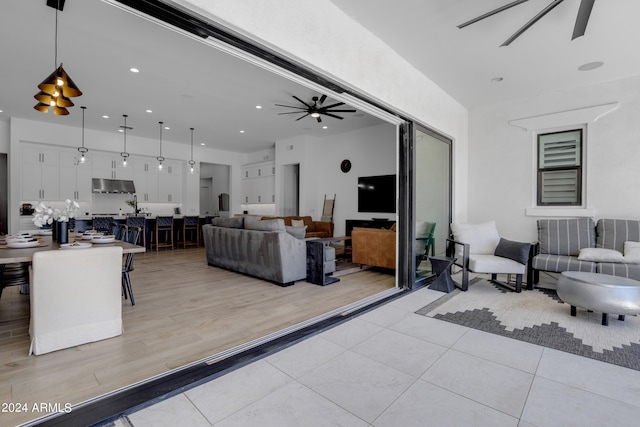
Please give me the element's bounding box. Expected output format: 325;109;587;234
494;238;531;265
623;241;640;263
285;225;307;239
451;221;500;255
291;219;305;227
244;218;286;232
577;247;624;262
210;217;244;229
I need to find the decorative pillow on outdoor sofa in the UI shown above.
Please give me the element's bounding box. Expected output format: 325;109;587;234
244;218;286;232
494;238;531;265
578;247;624;262
210;217;244;229
623;241;640;263
291;219;305;227
285;225;307;239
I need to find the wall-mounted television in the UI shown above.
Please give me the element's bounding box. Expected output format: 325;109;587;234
358;174;396;213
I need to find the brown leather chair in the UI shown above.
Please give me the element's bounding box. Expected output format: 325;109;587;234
351;227;396;269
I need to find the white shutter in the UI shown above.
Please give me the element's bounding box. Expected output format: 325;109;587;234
537;129;582;206
538;130;581;169
539;170;580;204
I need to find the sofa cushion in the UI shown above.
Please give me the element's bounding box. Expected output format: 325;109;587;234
597;262;640;281
624;241;640;263
451;221;500;255
291;219;305;227
494;238;531;265
469;254;526;275
531;254;596;273
245;219;286;232
578;247;624;262
211;216;244;229
596;219;640;252
537;218;595;256
285;225;307;239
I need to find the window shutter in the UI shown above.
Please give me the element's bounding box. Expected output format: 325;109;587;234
537;129;582;206
539;169;580;204
538;131;581;169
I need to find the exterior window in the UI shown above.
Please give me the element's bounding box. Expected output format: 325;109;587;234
537;129;582;206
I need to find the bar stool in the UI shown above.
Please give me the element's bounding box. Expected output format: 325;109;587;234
93;216;113;234
152;216;174;251
122;226;141;305
178;215;199;248
126;216;146;247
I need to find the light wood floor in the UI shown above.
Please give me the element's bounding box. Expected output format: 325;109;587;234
0;248;395;426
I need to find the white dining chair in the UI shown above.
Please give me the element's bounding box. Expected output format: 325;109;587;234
29;246;123;355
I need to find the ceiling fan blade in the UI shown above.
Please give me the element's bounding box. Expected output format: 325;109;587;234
295;113;310;121
572;0;595;40
292;95;311;108
501;0;565;46
458;0;529;29
275;103;307;109
324;109;357;113
278;111;308;115
322;112;344;120
319;102;345;110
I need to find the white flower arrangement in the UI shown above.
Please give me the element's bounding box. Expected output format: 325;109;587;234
32;200;80;227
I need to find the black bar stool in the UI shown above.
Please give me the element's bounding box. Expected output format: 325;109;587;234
178;215;199;248
152;216;174;251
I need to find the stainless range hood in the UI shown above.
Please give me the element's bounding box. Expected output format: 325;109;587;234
92;178;136;194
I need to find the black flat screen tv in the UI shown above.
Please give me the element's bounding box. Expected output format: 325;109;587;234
357;174;396;213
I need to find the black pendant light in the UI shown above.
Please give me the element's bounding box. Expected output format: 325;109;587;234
188;127;196;174
34;0;82;115
157;122;165;170
120;115;130;167
77;106;88;163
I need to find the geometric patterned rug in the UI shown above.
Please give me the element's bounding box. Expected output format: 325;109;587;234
416;278;640;371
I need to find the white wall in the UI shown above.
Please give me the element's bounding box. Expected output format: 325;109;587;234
468;75;640;242
276;122;396;236
177;0;469;223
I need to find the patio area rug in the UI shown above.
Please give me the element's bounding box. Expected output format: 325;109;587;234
416;278;640;371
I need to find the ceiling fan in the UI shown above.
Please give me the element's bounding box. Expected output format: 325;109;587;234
458;0;595;46
276;95;356;123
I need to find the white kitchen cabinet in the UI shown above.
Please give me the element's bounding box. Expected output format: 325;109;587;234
21;144;60;200
158;160;182;203
92;152;134;180
241;161;275;204
132;156;182;203
59;150;93;201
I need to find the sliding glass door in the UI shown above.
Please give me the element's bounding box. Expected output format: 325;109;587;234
414;126;452;284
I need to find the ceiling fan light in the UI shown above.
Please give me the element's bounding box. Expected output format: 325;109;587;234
311;112;320;118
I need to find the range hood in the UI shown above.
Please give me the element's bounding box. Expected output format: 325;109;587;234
92;178;136;194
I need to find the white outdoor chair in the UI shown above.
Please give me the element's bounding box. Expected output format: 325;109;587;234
446;221;531;292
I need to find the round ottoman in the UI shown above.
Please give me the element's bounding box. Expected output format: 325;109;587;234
557;271;640;326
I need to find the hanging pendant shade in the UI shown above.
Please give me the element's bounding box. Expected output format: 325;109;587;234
34;90;74;108
37;64;82;98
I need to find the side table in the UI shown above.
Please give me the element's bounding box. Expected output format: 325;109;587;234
306;239;339;286
429;256;457;293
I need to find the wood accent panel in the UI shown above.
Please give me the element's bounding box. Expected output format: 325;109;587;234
0;248;394;425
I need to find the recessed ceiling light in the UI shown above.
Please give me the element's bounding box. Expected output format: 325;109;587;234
255;105;262;109
491;77;504;82
0;109;3;113
200;143;205;146
102;115;109;119
129;67;140;73
146;109;152;113
578;61;604;71
322;126;328;129
118;129;124;133
164;126;170;130
240;130;245;133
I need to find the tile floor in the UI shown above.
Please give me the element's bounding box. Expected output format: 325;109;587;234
114;286;640;427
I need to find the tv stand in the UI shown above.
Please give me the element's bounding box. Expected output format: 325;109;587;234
345;219;396;248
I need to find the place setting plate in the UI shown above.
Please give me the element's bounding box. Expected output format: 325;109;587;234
60;242;93;250
4;240;40;249
92;235;116;244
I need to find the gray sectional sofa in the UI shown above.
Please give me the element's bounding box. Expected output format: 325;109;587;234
528;218;640;284
202;216;334;287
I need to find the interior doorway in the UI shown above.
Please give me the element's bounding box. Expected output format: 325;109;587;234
199;163;231;217
281;164;299;216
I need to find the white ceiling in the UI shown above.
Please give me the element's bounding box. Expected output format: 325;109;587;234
3;1;639;154
0;0;384;153
330;0;640;108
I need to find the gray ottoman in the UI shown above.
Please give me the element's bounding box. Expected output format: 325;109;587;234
557;271;640;326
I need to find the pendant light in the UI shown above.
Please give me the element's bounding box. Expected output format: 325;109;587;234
188;127;196;174
77;106;88;163
157;122;165;170
120;115;130;167
33;0;82;115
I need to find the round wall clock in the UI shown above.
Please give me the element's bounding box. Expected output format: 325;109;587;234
340;159;352;173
